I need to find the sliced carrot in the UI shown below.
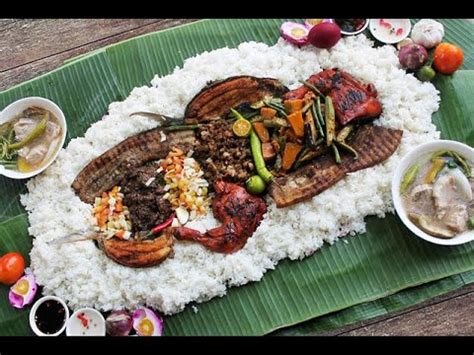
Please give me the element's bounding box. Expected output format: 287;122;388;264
115;230;125;239
252;122;270;143
260;107;277;119
284;99;304;113
282;142;303;171
115;202;123;213
287;110;305;138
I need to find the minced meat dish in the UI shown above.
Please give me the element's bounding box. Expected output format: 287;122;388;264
121;161;172;232
194;120;255;186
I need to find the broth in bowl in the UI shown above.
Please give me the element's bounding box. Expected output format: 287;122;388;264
400;150;473;239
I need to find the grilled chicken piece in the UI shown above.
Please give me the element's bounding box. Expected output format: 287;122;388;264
185;76;288;122
284;69;382;125
268;125;403;208
172;180;267;253
72;129;196;204
97;233;174;268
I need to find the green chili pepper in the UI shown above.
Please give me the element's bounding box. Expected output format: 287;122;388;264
8;113;49;150
250;130;273;183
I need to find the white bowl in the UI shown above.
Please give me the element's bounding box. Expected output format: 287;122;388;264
369;19;411;44
66;308;106;336
0;97;67;179
29;296;70;336
335;19;368;36
392;140;474;246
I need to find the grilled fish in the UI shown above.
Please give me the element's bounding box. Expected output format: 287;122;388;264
185;76;288;122
268;125;403;207
72;129;196;204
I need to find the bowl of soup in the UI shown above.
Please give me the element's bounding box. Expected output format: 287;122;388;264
0;97;67;179
392;140;474;246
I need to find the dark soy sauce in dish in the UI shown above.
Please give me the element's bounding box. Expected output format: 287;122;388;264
34;300;67;334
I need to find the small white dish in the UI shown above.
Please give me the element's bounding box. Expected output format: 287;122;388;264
66;308;106;336
29;296;69;336
0;97;67;179
392;140;474;246
369;19;411;44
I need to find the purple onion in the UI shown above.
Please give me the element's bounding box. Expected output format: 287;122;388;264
398;43;429;71
106;310;133;336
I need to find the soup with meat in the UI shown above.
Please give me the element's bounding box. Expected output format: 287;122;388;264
401;150;474;238
0;106;62;172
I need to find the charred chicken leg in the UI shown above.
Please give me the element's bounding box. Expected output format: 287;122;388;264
172;180;267;253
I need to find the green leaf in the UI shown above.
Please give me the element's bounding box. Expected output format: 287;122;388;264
0;19;473;336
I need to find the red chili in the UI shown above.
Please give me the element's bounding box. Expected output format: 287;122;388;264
150;212;176;235
77;313;89;328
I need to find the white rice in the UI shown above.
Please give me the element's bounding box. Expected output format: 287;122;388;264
21;35;440;315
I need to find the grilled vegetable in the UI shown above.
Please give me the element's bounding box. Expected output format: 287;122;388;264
300;80;324;97
311;98;325;138
252;122;270;143
335;140;358;159
304;111;318;147
336;125;353;142
260;107;277;119
250;130;273;183
284;99;304;113
331;143;341;164
287;111;305;138
325;96;336;146
263;117;290;129
282;142;303;171
262;142;276;161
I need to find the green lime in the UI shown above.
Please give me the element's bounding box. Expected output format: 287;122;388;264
232;118;252;138
245;175;266;195
416;65;436;82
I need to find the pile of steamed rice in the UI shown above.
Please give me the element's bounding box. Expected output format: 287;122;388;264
21;34;440;314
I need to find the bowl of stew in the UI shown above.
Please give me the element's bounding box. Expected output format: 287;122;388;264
392;140;474;246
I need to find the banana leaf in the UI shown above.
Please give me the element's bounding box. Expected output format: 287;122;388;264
0;19;473;336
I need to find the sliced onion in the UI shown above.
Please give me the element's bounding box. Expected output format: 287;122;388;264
106;310;133;336
280;22;309;46
132;307;163;336
9;274;37;309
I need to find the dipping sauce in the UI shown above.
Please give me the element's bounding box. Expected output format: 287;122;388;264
34;299;67;335
335;19;367;34
369;19;411;44
66;308;106;336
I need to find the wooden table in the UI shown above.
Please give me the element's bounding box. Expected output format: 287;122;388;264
1;19;473;336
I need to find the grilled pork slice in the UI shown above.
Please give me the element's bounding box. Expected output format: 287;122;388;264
185;76;288;122
72;129;196;204
284;69;383;125
268;125;403;208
